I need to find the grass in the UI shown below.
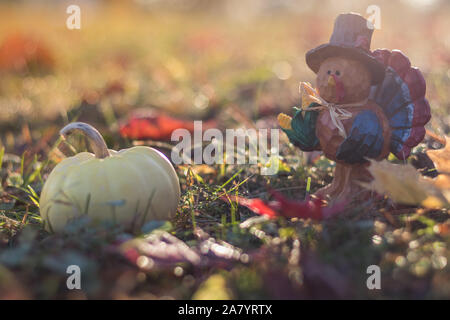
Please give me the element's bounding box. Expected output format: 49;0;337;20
0;1;449;299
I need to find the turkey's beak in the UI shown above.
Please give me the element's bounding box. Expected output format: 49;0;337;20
327;75;336;87
327;74;345;103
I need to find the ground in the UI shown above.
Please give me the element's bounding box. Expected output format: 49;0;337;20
0;1;449;299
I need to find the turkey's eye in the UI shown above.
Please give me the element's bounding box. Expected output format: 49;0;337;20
335;70;341;76
327;70;331;75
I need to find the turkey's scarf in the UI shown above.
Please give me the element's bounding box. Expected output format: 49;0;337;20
299;82;368;139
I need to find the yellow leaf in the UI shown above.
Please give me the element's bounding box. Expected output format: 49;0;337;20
363;160;448;208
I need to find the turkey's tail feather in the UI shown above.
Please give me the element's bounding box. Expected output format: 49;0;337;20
372;49;431;160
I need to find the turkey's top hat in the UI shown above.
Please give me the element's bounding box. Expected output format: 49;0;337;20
305;13;385;84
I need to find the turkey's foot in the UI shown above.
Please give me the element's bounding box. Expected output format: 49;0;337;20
314;163;373;203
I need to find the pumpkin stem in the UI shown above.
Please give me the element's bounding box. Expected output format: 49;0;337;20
60;122;111;159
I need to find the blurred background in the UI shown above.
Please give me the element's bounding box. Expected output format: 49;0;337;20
0;0;448;149
0;0;449;300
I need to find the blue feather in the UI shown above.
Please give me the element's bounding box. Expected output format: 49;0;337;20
336;110;384;164
375;68;412;117
373;60;430;159
389;104;414;129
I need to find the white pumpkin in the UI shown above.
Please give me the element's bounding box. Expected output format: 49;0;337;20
39;122;180;232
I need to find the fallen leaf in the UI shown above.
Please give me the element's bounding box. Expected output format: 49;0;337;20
364;159;448;208
222;195;278;218
269;190;346;219
427;137;450;202
221;190;346;220
427;137;450;173
0;32;54;72
119;109;217;141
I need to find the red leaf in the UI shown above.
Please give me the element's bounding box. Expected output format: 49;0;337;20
119;109;218;141
270;190;346;219
221;191;346;220
0;32;54;72
220;196;278;218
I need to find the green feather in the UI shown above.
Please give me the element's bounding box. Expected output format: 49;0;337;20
281;103;320;151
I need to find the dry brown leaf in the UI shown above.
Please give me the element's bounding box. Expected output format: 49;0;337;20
427;137;450;172
427;136;450;204
363;160;448;208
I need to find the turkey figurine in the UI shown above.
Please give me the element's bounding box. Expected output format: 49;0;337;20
278;13;431;202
